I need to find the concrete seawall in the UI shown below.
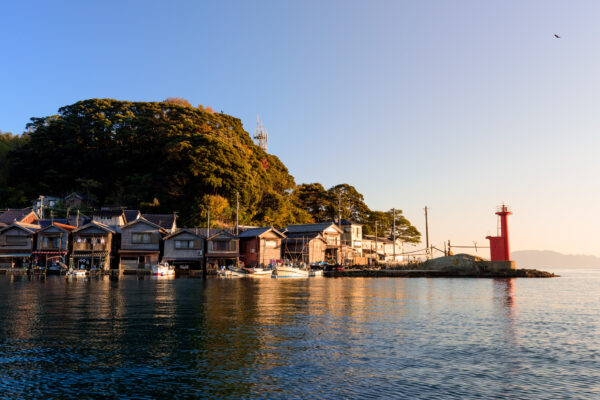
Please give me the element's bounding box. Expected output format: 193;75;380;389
326;255;555;278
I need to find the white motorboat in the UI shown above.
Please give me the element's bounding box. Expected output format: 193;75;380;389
152;262;175;276
309;269;323;277
66;269;87;278
273;265;310;278
217;266;245;277
242;267;273;276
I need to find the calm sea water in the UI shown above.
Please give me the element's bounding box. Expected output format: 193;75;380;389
0;268;598;399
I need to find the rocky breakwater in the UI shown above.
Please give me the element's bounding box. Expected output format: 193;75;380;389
325;254;557;278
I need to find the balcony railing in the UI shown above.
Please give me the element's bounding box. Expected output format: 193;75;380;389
40;243;63;250
73;243;108;252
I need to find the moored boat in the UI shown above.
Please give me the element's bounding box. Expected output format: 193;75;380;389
308;269;323;277
273;264;309;278
66;269;87;279
242;267;273;276
217;266;245;277
151;262;175;276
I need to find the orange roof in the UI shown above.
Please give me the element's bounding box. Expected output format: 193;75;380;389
53;222;77;231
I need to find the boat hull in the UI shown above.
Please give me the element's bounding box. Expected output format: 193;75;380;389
273;266;309;278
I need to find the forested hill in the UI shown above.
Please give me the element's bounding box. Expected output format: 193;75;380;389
0;98;421;242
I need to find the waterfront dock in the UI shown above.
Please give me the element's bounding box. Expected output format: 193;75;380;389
324;268;556;278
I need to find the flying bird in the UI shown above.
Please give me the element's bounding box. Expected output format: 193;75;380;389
554;34;561;38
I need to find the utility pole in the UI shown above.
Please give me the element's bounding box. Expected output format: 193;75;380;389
375;221;378;264
235;192;239;236
424;206;430;259
39;195;44;219
338;192;343;265
206;208;210;238
392;208;396;263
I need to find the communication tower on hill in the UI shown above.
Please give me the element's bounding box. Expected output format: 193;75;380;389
253;114;268;151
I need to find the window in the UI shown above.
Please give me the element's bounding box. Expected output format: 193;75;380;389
265;240;277;248
213;240;229;251
42;237;61;249
6;235;27;246
175;240;194;249
132;233;152;244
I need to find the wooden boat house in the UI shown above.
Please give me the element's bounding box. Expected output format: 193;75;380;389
238;227;285;267
205;229;239;272
284;222;343;264
33;222;76;268
119;217;166;271
0;222;41;269
282;232;326;264
71;221;115;270
162;228;205;271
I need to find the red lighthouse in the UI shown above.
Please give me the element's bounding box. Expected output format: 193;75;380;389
486;204;511;261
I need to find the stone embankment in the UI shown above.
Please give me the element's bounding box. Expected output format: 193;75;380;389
325;254;556;278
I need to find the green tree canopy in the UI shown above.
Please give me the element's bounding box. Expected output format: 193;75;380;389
0;98;421;243
6;99;300;226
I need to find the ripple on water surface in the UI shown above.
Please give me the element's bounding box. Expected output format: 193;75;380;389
0;269;598;399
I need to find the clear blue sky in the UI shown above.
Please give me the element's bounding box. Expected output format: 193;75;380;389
2;1;599;256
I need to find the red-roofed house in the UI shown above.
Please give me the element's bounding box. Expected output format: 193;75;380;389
33;222;76;269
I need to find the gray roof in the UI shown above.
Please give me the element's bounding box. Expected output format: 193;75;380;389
92;210;124;218
283;232;326;243
123;210;140;223
143;214;176;229
237;226;285;238
38;219;68;228
0;221;42;234
73;220;116;234
208;229;237;240
163;228;204;240
67;214;91;228
363;235;393;243
285;222;342;234
0;209;37;225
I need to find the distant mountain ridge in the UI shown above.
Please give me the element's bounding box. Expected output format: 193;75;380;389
511;250;600;268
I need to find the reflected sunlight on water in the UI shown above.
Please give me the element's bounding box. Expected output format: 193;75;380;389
0;269;598;399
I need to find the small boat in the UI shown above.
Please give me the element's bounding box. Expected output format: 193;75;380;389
47;262;68;275
151;262;175;276
242;267;273;276
273;265;310;278
309;269;323;277
217;266;245;277
66;269;87;279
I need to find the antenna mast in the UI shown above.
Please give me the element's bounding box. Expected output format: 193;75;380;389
253;113;268;151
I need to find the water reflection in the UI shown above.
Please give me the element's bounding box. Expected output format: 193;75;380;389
0;274;598;399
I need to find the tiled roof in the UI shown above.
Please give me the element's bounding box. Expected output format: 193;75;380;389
237;226;284;238
53;222;77;231
73;220;116;234
285;222;341;234
123;210;140;223
39;222;77;232
283;232;326;243
92;210;124;218
67;214;91;227
0;221;42;234
163;228;204;240
363;235;393;243
142;214;176;229
0;209;37;225
38;219;68;228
